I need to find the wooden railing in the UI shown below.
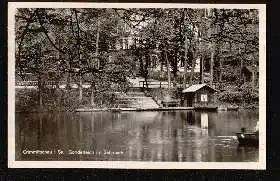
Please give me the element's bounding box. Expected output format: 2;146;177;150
139;81;167;88
15;81;91;89
138;80;182;88
15;81;64;86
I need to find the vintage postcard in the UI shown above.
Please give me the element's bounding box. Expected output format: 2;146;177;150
8;2;266;169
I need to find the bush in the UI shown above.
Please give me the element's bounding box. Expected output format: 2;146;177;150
16;89;40;112
217;82;258;105
240;82;258;103
218;90;243;103
147;70;200;84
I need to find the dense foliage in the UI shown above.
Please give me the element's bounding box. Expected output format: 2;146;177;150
15;8;259;110
217;82;258;107
16;8;135;110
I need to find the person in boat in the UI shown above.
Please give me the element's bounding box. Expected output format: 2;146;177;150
240;127;246;138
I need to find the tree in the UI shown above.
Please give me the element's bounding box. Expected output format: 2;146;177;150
206;9;259;85
16;8;134;109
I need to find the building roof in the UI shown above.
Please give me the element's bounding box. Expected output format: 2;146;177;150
182;84;217;93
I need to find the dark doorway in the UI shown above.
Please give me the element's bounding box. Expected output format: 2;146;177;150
187;95;193;107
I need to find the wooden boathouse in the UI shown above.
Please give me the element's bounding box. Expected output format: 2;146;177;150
182;84;218;110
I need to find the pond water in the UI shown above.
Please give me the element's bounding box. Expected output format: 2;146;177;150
15;110;259;162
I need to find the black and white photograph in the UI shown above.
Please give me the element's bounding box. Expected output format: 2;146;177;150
8;3;266;169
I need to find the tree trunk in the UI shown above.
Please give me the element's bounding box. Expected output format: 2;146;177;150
91;82;95;107
56;40;61;106
89;17;100;107
74;9;83;103
78;55;82;103
96;18;100;69
200;53;204;84
183;10;189;88
38;74;43;111
79;76;83;102
38;46;44;111
144;54;149;88
210;44;215;85
144;76;149;88
66;69;71;90
165;49;171;92
183;35;188;88
173;50;180;87
172;49;178;78
56;39;61;90
189;50;197;86
149;54;154;70
139;57;144;76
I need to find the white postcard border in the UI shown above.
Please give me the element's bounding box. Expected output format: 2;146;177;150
8;2;266;169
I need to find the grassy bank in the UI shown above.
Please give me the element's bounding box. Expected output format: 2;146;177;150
15;88;116;112
16;82;258;113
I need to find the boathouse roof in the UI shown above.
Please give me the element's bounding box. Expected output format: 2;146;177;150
182;84;217;93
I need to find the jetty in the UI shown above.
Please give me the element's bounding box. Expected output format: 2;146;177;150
75;107;194;112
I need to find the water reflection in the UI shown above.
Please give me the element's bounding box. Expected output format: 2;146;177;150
15;110;259;162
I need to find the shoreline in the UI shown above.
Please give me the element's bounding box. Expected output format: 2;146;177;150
15;106;259;113
75;107;195;112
